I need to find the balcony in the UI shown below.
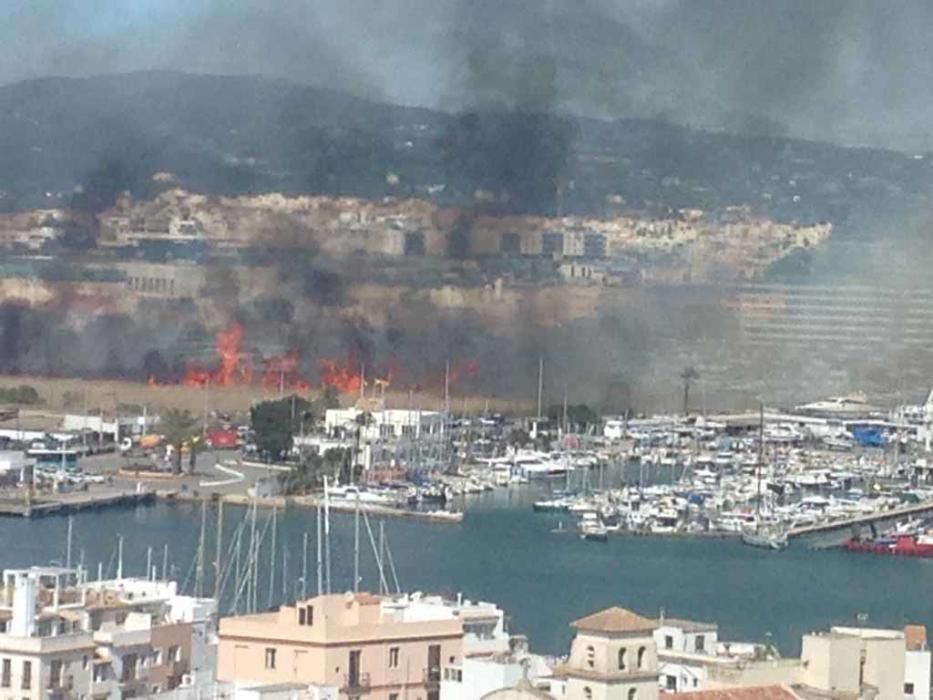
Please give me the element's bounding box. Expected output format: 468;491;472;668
343;673;370;692
423;667;441;686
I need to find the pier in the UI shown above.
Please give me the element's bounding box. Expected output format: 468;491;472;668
787;500;933;547
158;490;464;524
0;488;156;518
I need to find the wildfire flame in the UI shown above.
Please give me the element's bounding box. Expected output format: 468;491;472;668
448;359;480;385
179;323;308;391
319;359;363;394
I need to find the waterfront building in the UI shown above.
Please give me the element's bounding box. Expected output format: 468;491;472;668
217;592;474;699
325;409;446;442
0;566;216;700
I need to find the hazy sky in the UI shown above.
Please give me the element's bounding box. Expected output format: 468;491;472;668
4;0;933;149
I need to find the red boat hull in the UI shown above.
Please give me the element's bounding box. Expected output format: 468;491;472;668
845;534;933;558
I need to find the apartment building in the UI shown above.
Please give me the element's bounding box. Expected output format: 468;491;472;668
217;592;466;700
0;566;216;700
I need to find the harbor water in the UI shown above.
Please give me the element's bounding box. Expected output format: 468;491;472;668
0;485;930;656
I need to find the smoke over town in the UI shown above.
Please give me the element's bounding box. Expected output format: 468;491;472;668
1;2;933;410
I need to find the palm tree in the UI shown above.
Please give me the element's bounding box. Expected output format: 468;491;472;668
161;409;199;475
680;366;700;416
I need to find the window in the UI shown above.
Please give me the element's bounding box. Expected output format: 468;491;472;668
583;233;607;258
542;232;564;257
583;687;592;700
695;635;705;653
265;648;277;670
637;647;646;669
297;604;315;626
389;647;400;669
390;694;399;700
666;675;677;691
906;683;915;695
121;654;138;682
618;648;627;670
500;232;521;255
664;635;673;650
628;689;637;700
1;658;9;688
21;661;31;690
404;232;426;257
50;660;63;689
585;645;596;669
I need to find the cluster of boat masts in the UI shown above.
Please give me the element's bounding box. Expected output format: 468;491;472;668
509;419;924;550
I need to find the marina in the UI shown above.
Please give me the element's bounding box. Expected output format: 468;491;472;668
1;492;932;659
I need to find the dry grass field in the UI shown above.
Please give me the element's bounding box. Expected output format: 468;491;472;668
0;374;534;419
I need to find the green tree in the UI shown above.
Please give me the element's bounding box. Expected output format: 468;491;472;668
546;403;601;433
250;395;312;461
160;409;199;475
279;452;326;495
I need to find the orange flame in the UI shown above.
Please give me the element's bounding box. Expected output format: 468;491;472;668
261;350;310;392
182;322;253;388
319;359;363;394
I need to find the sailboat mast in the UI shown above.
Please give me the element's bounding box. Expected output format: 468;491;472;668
195;499;207;597
757;402;764;521
302;531;309;599
323;476;332;594
214;501;224;599
536;354;544;420
354;493;361;593
65;516;73;569
267;507;277;608
316;506;323;596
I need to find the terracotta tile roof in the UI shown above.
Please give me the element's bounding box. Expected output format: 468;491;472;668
572;607;656;634
660;685;799;700
905;624;927;651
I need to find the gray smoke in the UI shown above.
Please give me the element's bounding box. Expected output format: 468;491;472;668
5;1;933;149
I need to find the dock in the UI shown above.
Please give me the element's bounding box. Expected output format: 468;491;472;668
0;489;156;518
787;500;933;547
158;491;464;524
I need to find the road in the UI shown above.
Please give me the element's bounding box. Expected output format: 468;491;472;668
79;450;290;497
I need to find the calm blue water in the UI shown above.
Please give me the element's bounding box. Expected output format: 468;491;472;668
0;488;930;656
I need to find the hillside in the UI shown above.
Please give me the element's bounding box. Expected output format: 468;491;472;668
1;71;931;230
